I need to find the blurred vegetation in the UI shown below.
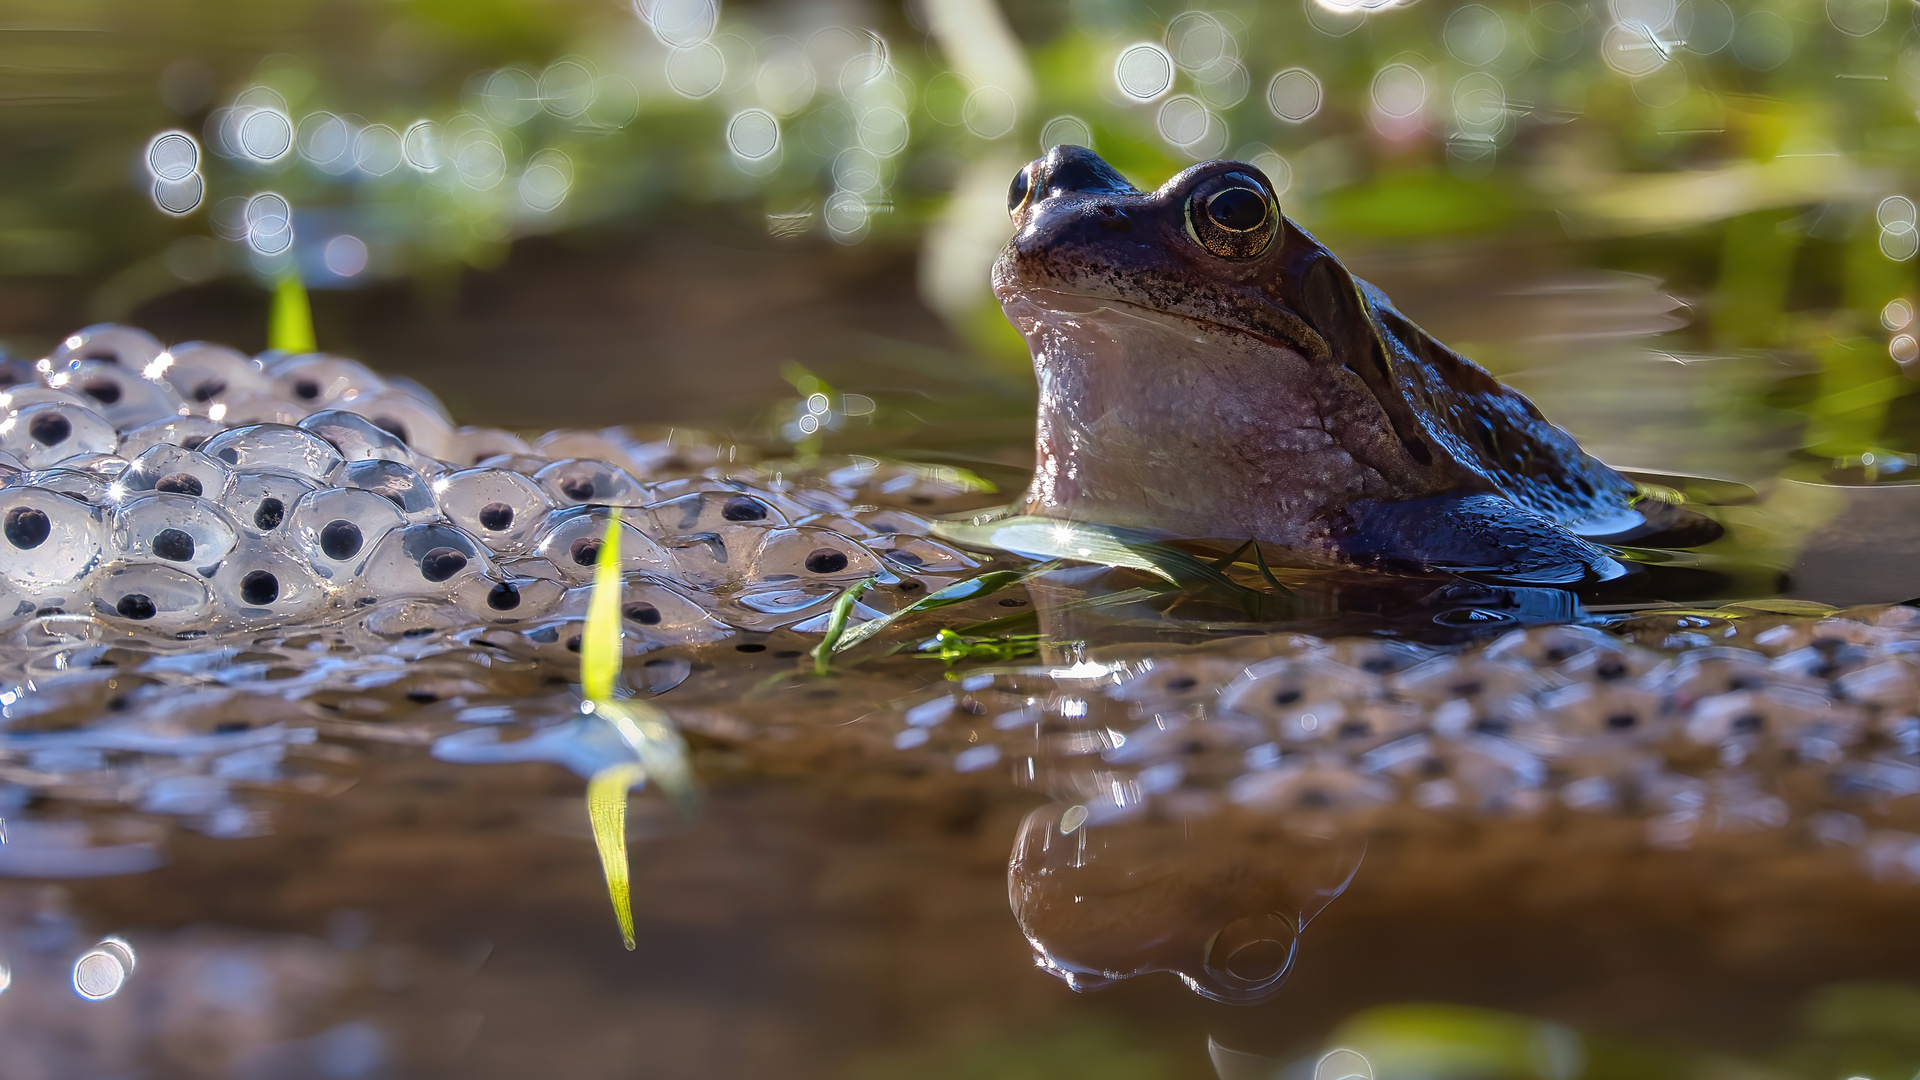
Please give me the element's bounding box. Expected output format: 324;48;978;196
1212;981;1920;1078
4;0;1920;467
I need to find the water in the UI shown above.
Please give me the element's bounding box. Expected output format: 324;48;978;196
0;305;1917;1078
10;0;1920;1071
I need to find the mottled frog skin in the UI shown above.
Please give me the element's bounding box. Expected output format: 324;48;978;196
992;146;1677;585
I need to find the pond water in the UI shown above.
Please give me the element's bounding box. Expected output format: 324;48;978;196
10;0;1920;1077
0;261;1917;1080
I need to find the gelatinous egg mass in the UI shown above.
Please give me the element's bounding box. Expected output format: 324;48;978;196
0;325;981;642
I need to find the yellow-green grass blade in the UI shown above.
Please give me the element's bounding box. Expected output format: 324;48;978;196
593;698;698;817
587;762;647;951
580;510;625;703
270;273;317;354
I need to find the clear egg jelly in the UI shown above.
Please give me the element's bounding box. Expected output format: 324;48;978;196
0;324;994;647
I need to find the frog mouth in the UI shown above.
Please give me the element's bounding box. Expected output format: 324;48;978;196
1006;288;1324;358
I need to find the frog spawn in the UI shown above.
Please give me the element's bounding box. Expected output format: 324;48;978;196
0;326;1004;854
0;325;986;647
873;604;1920;999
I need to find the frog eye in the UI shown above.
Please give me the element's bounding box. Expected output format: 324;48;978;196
1008;166;1032;216
1185;173;1277;260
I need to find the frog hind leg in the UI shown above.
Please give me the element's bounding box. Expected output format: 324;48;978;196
1334;492;1627;585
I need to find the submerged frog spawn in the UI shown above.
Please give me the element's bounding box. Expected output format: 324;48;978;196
995;146;1720;584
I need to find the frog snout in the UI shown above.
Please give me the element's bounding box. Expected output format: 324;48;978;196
1024;144;1140;206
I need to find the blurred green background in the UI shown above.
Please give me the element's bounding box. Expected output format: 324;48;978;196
2;0;1919;472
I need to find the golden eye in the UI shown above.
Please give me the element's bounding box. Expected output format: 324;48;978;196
1185;174;1277;259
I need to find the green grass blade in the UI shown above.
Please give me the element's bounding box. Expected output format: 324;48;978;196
832;569;1024;654
580;510;625;702
934;516;1177;579
269;273;317;354
594;698;699;817
812;575;874;675
587;762;647;951
933;516;1291;619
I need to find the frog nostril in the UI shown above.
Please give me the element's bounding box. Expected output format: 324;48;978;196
1094;203;1132;233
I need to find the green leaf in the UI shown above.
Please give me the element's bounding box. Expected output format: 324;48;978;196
833;570;1025;654
580;510;626;703
932;516;1291;620
587;762;646;951
269;273;317;354
812;575;875;675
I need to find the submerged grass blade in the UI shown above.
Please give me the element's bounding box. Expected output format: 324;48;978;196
933;516;1291;620
813;575;875;675
594;698;699;817
581;510;626;702
577;510;700;947
269;273;317;354
917;629;1045;665
832;569;1025;654
587;762;647;951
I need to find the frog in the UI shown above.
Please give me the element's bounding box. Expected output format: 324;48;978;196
993;145;1713;586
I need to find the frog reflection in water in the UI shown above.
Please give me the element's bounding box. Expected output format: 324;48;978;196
995;146;1715;585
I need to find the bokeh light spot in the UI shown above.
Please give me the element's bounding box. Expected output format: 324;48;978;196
1166;12;1231;71
146;131;198;181
727;109;781;160
1195;58;1249;108
1445;5;1509;67
1240;144;1293;195
1528;3;1586;60
237;108;293;162
244;192;293;255
481;69;540;126
72;948;127;1001
1157;95;1210;146
823;190;871;244
296;112;352;171
540;58;598;118
1267;68;1323;123
1883;298;1913;331
1601;22;1672;77
324;234;368;278
354;125;403;177
1039;115;1094;153
1371;63;1427;120
1733;12;1793;70
1115;43;1175;101
402;120;441;170
519;149;574;212
962;86;1017;140
858;105;910;157
151;174;205;216
1678;0;1735;53
641;0;718;49
666;42;727;99
755;41;817;117
1828;0;1888;36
